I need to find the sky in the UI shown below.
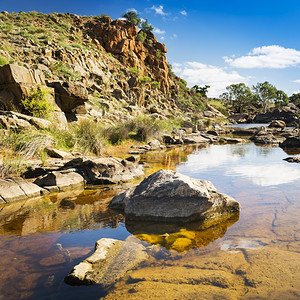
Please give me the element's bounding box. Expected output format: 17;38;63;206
2;0;300;97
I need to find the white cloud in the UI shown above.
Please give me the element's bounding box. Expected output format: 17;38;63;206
180;10;187;16
151;5;166;16
153;28;166;35
225;45;300;69
292;79;300;83
126;8;138;13
172;61;247;97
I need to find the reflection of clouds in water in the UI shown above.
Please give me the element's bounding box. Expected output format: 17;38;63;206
221;239;267;250
228;164;300;186
178;146;239;172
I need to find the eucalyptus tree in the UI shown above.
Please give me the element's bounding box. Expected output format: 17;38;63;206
220;83;253;113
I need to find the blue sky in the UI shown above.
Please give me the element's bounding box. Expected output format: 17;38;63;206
2;0;300;97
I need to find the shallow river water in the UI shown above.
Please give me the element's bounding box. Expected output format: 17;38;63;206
0;142;300;299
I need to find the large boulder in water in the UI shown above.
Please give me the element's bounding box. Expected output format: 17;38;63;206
109;169;240;223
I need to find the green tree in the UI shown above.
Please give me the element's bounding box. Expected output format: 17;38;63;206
220;83;253;113
289;92;300;107
274;90;289;107
122;10;141;26
252;81;277;113
140;18;153;32
193;85;210;98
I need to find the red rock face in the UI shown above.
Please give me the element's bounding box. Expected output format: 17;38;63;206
86;17;171;93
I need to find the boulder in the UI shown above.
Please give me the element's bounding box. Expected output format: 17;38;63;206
250;127;285;145
280;136;300;148
182;133;211;144
45;148;74;159
61;157;144;184
0;64;45;109
148;139;161;150
109;169;240;223
268;120;286;129
0;178;44;203
64;238;148;286
47;81;89;114
283;157;300;163
34;170;85;192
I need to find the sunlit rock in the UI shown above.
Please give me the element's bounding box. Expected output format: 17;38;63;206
64;238;148;286
109;169;240;223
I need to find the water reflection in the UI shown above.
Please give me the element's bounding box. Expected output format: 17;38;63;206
126;213;239;252
178;143;300;187
228;164;300;186
0;187;125;236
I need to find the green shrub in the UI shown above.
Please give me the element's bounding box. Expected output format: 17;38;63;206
51;62;81;81
0;56;9;66
137;31;147;43
1;21;13;33
103;117;162;144
139;76;152;85
151;81;161;89
129;67;140;75
156;49;162;59
0;155;27;178
73;120;104;155
21;85;54;119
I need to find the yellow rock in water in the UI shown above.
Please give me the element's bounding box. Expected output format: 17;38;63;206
169;238;192;252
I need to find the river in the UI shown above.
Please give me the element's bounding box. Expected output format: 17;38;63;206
0;142;299;299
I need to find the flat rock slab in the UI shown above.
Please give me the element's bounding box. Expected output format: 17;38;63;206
109;169;240;223
64;238;148;286
0;178;44;203
34;170;84;191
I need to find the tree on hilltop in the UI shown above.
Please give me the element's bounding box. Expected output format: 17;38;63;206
141;19;153;32
192;85;210;97
122;10;141;26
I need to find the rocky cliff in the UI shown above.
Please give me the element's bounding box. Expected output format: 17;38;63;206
0;11;195;124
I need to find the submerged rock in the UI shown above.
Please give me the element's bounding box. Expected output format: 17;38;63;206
109;169;240;223
64;238;148;286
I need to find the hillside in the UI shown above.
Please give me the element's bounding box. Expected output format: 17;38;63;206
0;11;211;123
0;11;229;177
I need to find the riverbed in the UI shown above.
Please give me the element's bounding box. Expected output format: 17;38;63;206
0;142;299;299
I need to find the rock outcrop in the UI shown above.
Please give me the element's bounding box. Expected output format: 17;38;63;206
0;110;52;130
109;169;240;223
64;238;148;286
254;104;300;126
250;127;285;145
